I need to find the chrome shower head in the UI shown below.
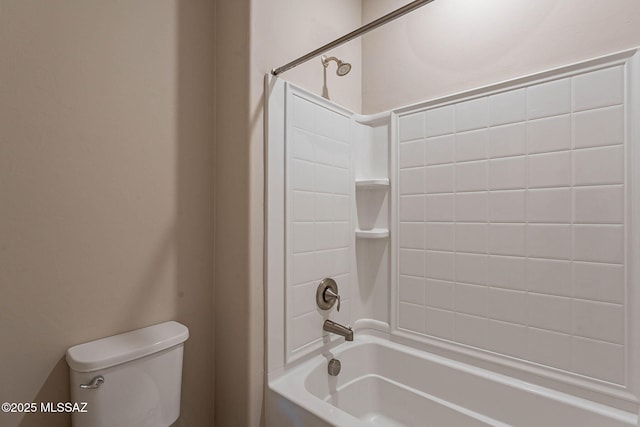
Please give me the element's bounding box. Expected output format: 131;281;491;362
336;62;351;76
321;55;351;76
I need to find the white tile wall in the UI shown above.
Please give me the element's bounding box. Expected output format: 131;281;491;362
527;188;571;223
488;255;525;290
488;288;526;324
287;93;353;359
488;190;525;222
455;253;488;285
487;320;527;359
489;88;526;126
425;164;455;193
574;185;624;224
400;249;425;278
455;282;488;316
456;160;488;192
426;105;455;137
456;129;487;162
528;151;571;188
456;97;488;132
489;157;526;190
425;194;453;222
426;135;455;165
572;337;624;385
426;307;455;340
572;66;624;111
399;222;425;249
400;195;425;221
397;64;627;384
526;293;572;334
526;224;572;260
399;140;425;168
572;106;624;149
527;327;572;371
425;279;454;310
455;223;487;253
399;275;425;305
573;145;624;186
488;123;526;158
488;224;526;256
455;313;488;348
525;258;572;296
425;250;455;281
455;192;487;222
399;112;425;142
527;78;571;120
573;262;624;304
400;167;425;195
425;222;454;251
527;115;571;154
573;225;624;264
573;299;624;344
399;302;426;333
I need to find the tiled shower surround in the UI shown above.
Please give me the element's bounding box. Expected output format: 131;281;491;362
397;65;626;384
286;91;354;361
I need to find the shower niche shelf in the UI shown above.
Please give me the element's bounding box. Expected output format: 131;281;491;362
355;178;389;190
355;179;389;238
355;177;389;239
352;112;391;326
355;228;389;239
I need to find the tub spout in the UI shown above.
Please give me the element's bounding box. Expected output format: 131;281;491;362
323;319;353;341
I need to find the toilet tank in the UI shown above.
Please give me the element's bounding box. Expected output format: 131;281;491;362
66;321;189;427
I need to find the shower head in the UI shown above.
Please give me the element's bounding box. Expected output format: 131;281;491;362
321;55;351;76
336;62;352;76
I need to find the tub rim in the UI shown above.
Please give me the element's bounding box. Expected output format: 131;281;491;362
268;332;637;427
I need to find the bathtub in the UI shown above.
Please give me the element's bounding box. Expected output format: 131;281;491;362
267;334;637;427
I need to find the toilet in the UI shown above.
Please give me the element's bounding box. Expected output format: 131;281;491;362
66;321;189;427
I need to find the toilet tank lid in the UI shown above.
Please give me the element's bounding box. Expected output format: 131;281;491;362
66;321;189;372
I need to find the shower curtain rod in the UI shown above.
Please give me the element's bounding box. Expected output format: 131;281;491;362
270;0;436;76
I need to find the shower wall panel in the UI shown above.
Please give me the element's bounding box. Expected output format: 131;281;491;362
395;62;628;385
285;87;355;362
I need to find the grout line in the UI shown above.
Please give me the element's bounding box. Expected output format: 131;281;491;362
523;86;533;358
398;248;624;266
423;111;430;334
401;181;625;196
570;74;576;373
452;106;459;336
622;60;629;383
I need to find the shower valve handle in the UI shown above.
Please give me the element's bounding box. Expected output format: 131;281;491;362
316;278;340;311
324;288;341;312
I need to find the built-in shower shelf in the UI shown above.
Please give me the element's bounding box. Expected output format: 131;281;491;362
355;179;389;190
355;228;389;239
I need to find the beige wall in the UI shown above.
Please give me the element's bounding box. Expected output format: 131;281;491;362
0;1;215;426
362;0;640;113
213;0;253;425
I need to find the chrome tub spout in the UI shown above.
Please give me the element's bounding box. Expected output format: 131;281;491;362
323;319;354;341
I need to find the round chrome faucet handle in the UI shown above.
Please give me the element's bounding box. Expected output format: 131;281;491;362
80;375;104;389
324;288;340;312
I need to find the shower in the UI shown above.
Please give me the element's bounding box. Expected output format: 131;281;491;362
320;54;351;100
321;55;351;76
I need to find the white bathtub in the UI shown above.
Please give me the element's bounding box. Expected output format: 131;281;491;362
267;334;637;427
